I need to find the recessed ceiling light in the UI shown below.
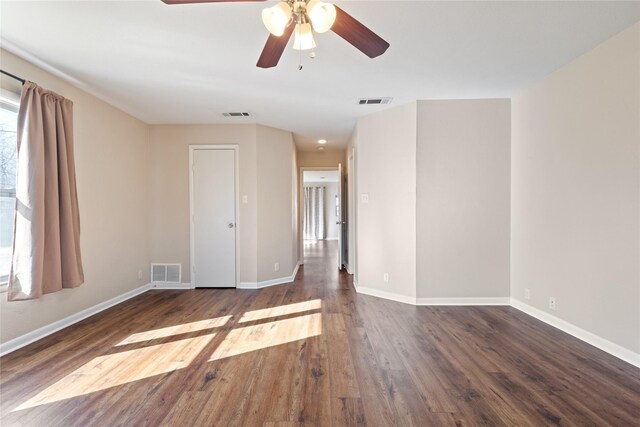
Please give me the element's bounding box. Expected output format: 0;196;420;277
318;139;327;144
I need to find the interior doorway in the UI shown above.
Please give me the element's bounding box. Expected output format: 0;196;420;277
300;167;346;269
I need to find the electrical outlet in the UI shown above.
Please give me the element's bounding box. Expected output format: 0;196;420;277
274;262;280;272
138;269;142;280
361;193;369;204
524;288;531;300
383;272;389;283
549;297;556;310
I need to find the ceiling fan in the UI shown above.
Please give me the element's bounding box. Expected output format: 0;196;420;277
161;0;390;69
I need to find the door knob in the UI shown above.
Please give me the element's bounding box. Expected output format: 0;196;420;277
228;222;235;228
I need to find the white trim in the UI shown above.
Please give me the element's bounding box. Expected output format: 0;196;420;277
351;282;637;367
345;265;353;275
352;281;416;306
416;297;510;306
510;298;640;368
0;284;151;357
324;237;339;241
238;262;301;290
352;280;508;306
189;145;241;289
149;282;192;290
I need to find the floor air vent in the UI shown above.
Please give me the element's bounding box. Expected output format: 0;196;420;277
151;263;181;283
358;97;393;105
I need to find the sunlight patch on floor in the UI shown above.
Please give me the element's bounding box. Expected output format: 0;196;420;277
116;316;231;346
238;299;322;323
210;313;322;361
14;333;216;411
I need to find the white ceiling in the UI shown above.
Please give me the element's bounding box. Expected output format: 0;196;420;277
303;170;339;182
2;1;639;152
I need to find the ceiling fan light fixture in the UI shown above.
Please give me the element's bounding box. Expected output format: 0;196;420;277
261;2;292;37
293;23;316;51
306;0;336;33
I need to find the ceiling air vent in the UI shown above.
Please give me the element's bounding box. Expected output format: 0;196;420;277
222;112;252;117
358;97;393;105
151;263;181;284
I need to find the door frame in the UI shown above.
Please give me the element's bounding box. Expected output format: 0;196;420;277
298;166;340;264
189;145;240;288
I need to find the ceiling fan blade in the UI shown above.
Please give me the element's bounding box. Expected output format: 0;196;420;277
161;0;266;4
256;20;296;69
331;6;389;58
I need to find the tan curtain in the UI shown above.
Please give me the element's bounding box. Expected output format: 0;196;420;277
8;82;83;301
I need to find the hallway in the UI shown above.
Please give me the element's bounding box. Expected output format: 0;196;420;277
0;241;638;426
302;240;344;290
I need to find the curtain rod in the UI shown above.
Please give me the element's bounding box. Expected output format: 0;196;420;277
0;69;26;85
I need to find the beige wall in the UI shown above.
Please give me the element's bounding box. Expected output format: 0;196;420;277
256;125;298;282
149;125;258;283
0;50;150;343
416;99;511;299
355;102;417;299
149;124;298;285
297;149;346;168
511;23;640;353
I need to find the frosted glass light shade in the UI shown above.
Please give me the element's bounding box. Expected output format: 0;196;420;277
293;23;316;50
306;0;336;33
261;3;292;36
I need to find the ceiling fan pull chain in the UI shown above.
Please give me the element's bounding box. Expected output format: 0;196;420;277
298;21;304;70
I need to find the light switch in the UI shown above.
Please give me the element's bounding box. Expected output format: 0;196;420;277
361;193;369;203
242;195;248;204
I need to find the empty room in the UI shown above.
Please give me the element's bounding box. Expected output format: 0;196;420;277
0;1;638;426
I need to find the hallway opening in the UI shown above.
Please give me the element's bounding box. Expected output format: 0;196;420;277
300;168;346;269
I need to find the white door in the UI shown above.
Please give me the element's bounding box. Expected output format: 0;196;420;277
191;148;237;287
337;163;345;270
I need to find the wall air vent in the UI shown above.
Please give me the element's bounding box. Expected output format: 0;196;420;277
222;112;252;117
151;263;181;284
358;97;393;105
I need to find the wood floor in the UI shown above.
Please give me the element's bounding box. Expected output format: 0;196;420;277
1;241;639;426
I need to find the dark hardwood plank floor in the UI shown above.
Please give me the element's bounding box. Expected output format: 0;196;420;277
1;241;639;426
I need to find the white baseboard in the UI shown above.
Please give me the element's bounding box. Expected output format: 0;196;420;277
238;262;301;290
416;297;510;306
351;281;638;367
325;237;339;241
0;284;151;357
352;282;416;306
149;282;192;290
346;265;354;275
510;298;640;368
353;280;508;307
3;274;636;369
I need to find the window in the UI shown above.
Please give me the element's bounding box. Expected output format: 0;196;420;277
0;93;19;286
